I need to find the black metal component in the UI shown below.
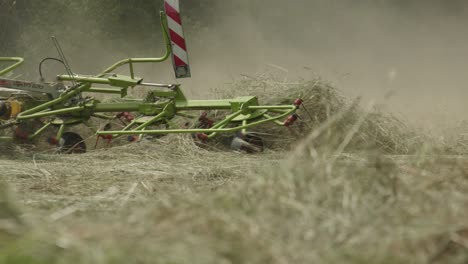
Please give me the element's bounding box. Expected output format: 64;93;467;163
0;101;8;116
38;57;65;82
59;132;86;154
231;132;264;153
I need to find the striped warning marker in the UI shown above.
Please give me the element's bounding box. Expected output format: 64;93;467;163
164;0;191;78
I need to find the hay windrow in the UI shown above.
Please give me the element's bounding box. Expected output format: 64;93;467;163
215;72;422;154
3;145;468;263
0;181;25;246
2;73;468;263
2;73;422;155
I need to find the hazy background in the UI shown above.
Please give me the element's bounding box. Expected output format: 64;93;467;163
2;0;468;132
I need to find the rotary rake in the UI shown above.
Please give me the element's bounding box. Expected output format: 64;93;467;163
0;0;304;153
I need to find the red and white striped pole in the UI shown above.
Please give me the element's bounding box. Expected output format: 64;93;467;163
164;0;191;78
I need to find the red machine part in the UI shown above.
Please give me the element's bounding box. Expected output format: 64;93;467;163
284;114;299;127
198;112;214;128
127;135;138;142
284;98;303;126
294;98;303;108
116;112;134;122
47;136;59;146
14;127;29;141
195;133;208;142
95;134;113;148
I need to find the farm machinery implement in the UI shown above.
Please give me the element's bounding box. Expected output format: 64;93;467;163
0;1;302;153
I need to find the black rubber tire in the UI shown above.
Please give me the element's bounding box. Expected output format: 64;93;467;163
59;132;86;154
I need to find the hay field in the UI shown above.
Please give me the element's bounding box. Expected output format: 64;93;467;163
2;77;468;264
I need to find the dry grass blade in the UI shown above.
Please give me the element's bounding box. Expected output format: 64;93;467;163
2;73;468;263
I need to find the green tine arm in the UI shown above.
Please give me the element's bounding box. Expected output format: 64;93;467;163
97;106;296;136
29;122;53;140
97;11;172;78
17;84;91;120
0;57;24;76
19;11;173;122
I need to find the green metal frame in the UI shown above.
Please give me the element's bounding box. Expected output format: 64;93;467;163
0;11;299;145
0;57;24;76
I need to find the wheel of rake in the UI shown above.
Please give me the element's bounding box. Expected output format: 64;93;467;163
59;132;86;154
231;132;265;153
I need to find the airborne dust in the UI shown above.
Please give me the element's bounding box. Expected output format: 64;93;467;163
184;0;468;135
5;0;468;135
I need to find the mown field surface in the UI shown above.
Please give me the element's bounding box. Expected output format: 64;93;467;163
2;78;468;264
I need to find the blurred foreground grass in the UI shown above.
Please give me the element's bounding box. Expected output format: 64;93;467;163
2;75;468;263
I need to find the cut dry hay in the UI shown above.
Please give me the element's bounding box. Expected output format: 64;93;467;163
0;72;427;156
3;138;468;263
215;72;421;154
2;74;468;263
0;181;24;246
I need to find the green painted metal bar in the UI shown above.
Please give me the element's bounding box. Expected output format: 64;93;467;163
88;87;123;94
206;122;229;139
29;122;52;140
98;107;295;136
0;136;13;142
175;103;295;112
94;102;140;112
204;110;244;139
56;123;66;139
267;109;290;114
241;120;248;134
165;119;178;129
176;100;232;110
111;119;138;138
97;12;171;78
138;127;146;140
264;114;285;126
0;57;24;76
122;120;138;131
248;105;296;110
92;113;116;120
58;76;111;84
211;110;243;129
129;62;135;79
175;112;197;119
20;106;84;119
132;111;168;131
17;83;90;120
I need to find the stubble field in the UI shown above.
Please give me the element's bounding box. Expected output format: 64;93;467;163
2;77;468;264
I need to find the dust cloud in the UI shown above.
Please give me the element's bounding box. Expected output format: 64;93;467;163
9;0;468;134
182;0;468;134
